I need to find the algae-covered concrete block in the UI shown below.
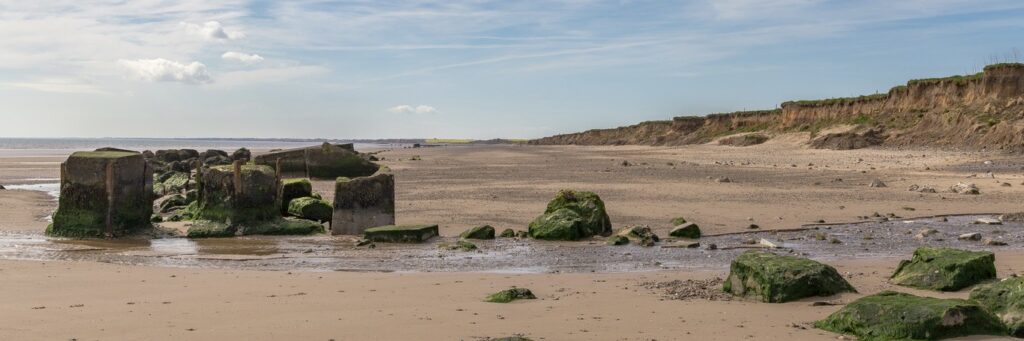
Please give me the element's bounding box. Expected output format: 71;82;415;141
332;167;395;235
890;247;996;291
254;143;377;179
724;251;856;303
50;150;153;238
971;276;1024;336
364;224;438;243
816;291;1004;340
280;178;312;214
287;197;332;223
192;163;280;224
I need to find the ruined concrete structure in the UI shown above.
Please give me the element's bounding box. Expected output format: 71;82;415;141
253;142;379;179
192;161;281;224
332;166;395;235
49;150;153;237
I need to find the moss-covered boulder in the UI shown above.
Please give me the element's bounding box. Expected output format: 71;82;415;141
364;224;438;243
669;222;701;239
254;142;379;179
460;225;495;240
50;150;153;238
286;197;332;223
723;251;856;303
499;228;516;238
890;247;996;291
332;167;395;235
154;171;190;196
186;220;236;238
192;163;280;224
528;190;612;240
616;225;659;246
441;240;478;251
486;288;537;303
158;194;189;213
815;291;1005;340
280;178;312;214
606;235;629;246
240;217;325;236
970;277;1024;336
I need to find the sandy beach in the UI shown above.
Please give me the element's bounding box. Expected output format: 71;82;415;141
1;141;1022;340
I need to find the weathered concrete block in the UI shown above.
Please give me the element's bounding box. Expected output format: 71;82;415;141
364;224;438;243
49;150;153;238
332;167;395;235
254;143;377;179
192;162;280;224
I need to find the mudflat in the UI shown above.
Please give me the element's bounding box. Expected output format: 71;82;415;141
0;142;1022;340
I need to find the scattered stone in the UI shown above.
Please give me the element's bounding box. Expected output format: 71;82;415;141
460;225;496;240
606;235;629;246
615;225;659;246
158;194;189;213
669;222;701;239
758;238;778;248
815;291;1004;340
641;277;732;301
983;238;1008;246
670;216;688;226
528;190;612;241
958;232;982;241
723;251;855;303
716;177;732;183
514;230;529;238
890;247;996;291
230;148;251;162
868;179;887;188
1002;182;1013;187
747;224;760;230
970;276;1024;336
1001;212;1024;222
363;224;439;243
486;288;536;303
440;240;478;252
951;182;981;195
499;228;516;238
914;228;938;240
974;218;1003;225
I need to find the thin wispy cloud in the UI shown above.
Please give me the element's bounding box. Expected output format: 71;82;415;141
389;105;438;114
221;51;264;64
182;21;246;41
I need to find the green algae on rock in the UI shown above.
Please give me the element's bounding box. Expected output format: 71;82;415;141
615;225;659;246
240;217;325;236
606;235;629;246
280;178;312;214
50;150;154;238
669;222;701;239
192;163;280;224
890;247;996;291
486;288;537;303
287;197;333;223
528;190;612;240
723;251;855;303
254;142;379;179
970;277;1024;336
441;240;478;251
460;225;496;240
186;220;237;238
364;224;438;243
815;291;1005;340
499;228;516;238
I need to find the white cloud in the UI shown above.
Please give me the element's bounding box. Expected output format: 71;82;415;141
388;105;438;114
182;21;245;41
117;58;212;84
214;65;330;87
221;51;264;64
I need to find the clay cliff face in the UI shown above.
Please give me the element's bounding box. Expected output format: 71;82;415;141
531;64;1024;151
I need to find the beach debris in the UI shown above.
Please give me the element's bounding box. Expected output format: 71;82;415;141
460;225;496;240
914;228;939;240
254;142;377;179
868;179;887;188
499;228;516;238
527;190;612;241
975;217;1003;225
641;277;732;301
669;222;701;239
332;166;395;235
890;247;996;291
723;251;855;303
907;184;937;193
280;178;312;214
363;224;438;243
747;224;760;230
983;238;1008;246
49;149;154;238
1001;212;1024;222
287;197;333;223
616;225;659;247
958;232;982;241
758;238;779;248
606;235;629;246
970;276;1024;336
816;291;1004;340
485;288;536;303
951;182;981;195
715;176;732;183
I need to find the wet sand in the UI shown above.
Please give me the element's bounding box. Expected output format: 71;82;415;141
0;142;1023;339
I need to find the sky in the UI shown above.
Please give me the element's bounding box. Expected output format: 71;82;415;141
1;0;1023;139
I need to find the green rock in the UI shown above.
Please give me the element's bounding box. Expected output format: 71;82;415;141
606;235;629;246
970;277;1024;336
441;240;478;251
499;228;516;238
240;217;326;236
287;197;332;223
515;230;528;238
815;291;1005;340
890;247;996;291
187;220;236;238
364;224;439;243
280;178;312;214
159;194;188;213
671;217;688;226
528;190;612;241
616;225;658;246
460;225;495;240
669;222;701;239
150;215;163;223
486;288;537;303
723;251;856;303
156;171;190;195
50;150;153;238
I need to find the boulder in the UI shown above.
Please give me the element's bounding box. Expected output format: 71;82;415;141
158;194;189;213
615;225;659;246
528;190;612;240
364;224;438;243
49;150;153;238
254;142;379;179
890;247;996;291
606;235;629;246
239;217;325;236
460;225;496;240
723;251;856;303
970;277;1024;336
332;167;395;235
280;178;313;214
155;171;190;195
186;220;236;238
815;291;1004;340
952;182;980;195
231;148;251;161
499;228;516;238
486;288;537;303
669;222;701;239
192;163;280;224
958;232;982;241
286;197;333;223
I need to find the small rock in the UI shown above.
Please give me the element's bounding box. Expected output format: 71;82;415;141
974;218;1003;225
869;179;887;188
758;238;778;248
958;233;982;241
983;238;1007;246
716;177;732;183
951;182;980;195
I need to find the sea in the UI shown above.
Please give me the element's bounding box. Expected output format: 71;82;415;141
0;137;398;157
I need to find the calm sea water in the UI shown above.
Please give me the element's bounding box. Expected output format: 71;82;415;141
0;138;395;156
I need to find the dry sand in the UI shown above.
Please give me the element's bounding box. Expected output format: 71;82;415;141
0;142;1022;340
